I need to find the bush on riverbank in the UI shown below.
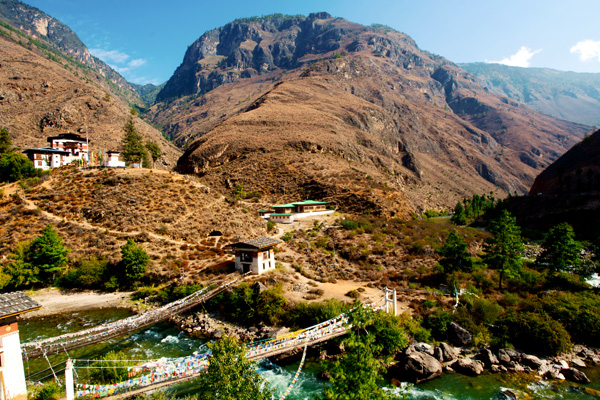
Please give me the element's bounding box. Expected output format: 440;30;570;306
28;381;64;400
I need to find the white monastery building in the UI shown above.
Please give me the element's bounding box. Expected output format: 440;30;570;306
23;133;89;169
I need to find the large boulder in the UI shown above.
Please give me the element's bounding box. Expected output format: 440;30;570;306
401;352;443;383
406;342;435;355
561;367;591;384
453;358;485;376
521;354;545;370
448;322;472;346
439;342;458;362
478;349;499;367
498;349;511;364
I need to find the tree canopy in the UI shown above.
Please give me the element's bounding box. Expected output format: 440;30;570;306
439;230;473;273
120;238;150;285
121;117;147;166
537;222;582;273
145;141;162;168
483;210;524;290
28;224;70;281
0;152;38;182
197;335;273;400
320;305;406;400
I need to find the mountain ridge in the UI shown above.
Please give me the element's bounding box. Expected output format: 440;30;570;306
460;62;600;127
147;13;587;214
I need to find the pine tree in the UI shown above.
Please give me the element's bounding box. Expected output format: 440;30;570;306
537;222;582;273
197;336;273;400
451;201;467;225
439;230;473;272
28;225;70;282
483;210;524;290
121;116;147;167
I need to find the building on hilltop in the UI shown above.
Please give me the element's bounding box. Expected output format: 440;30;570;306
259;200;333;224
226;237;282;274
105;151;126;168
0;292;41;400
24;132;90;169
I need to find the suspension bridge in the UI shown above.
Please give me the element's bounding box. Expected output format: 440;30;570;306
22;273;249;360
69;293;393;400
23;274;398;400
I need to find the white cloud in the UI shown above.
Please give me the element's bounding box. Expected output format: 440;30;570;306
128;58;147;68
570;40;600;62
487;46;542;67
90;48;129;64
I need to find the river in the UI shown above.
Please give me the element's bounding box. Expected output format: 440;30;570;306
19;309;600;400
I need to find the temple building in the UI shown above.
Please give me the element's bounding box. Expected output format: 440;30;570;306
0;292;41;400
259;200;332;224
24;133;89;169
226;237;282;274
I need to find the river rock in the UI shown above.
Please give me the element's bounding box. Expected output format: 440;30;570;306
439;342;458;362
506;361;525;373
478;349;499;367
448;322;472;346
498;349;511;364
433;346;444;362
453;358;485;376
406;342;435;355
521;354;544;370
570;357;586;369
561;367;591;383
402;352;443;383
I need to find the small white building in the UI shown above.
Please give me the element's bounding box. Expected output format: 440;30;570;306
22;148;70;170
105;151;126;168
269;213;295;224
0;292;41;400
226;237;282;275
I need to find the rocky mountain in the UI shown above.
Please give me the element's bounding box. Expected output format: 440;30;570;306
530;129;600;196
0;0;143;105
499;130;600;240
460;63;600;127
148;13;587;215
0;27;180;166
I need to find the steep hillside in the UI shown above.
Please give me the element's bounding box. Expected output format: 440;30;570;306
461;63;600;126
530;129;600;196
0;33;180;166
0;167;267;281
0;0;143;105
150;14;587;213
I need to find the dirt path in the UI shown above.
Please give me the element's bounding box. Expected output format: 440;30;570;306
23;288;134;319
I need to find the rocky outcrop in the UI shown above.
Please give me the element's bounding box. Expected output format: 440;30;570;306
392;342;598;385
400;352;443;383
447;322;472;346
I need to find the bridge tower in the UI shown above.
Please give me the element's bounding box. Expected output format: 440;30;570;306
383;287;397;316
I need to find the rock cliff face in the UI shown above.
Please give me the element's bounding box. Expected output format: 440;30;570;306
530;129;600;196
153;14;586;213
0;0;142;105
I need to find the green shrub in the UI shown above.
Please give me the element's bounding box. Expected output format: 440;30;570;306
424;309;452;339
340;219;359;230
399;313;431;343
0;152;39;182
29;381;64;400
500;311;571;356
60;256;109;289
285;299;349;329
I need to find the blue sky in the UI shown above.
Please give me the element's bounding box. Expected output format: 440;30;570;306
23;0;600;85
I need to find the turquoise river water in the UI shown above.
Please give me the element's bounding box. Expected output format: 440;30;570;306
19;309;600;400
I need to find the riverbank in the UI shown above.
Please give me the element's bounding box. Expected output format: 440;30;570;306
23;288;134;319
